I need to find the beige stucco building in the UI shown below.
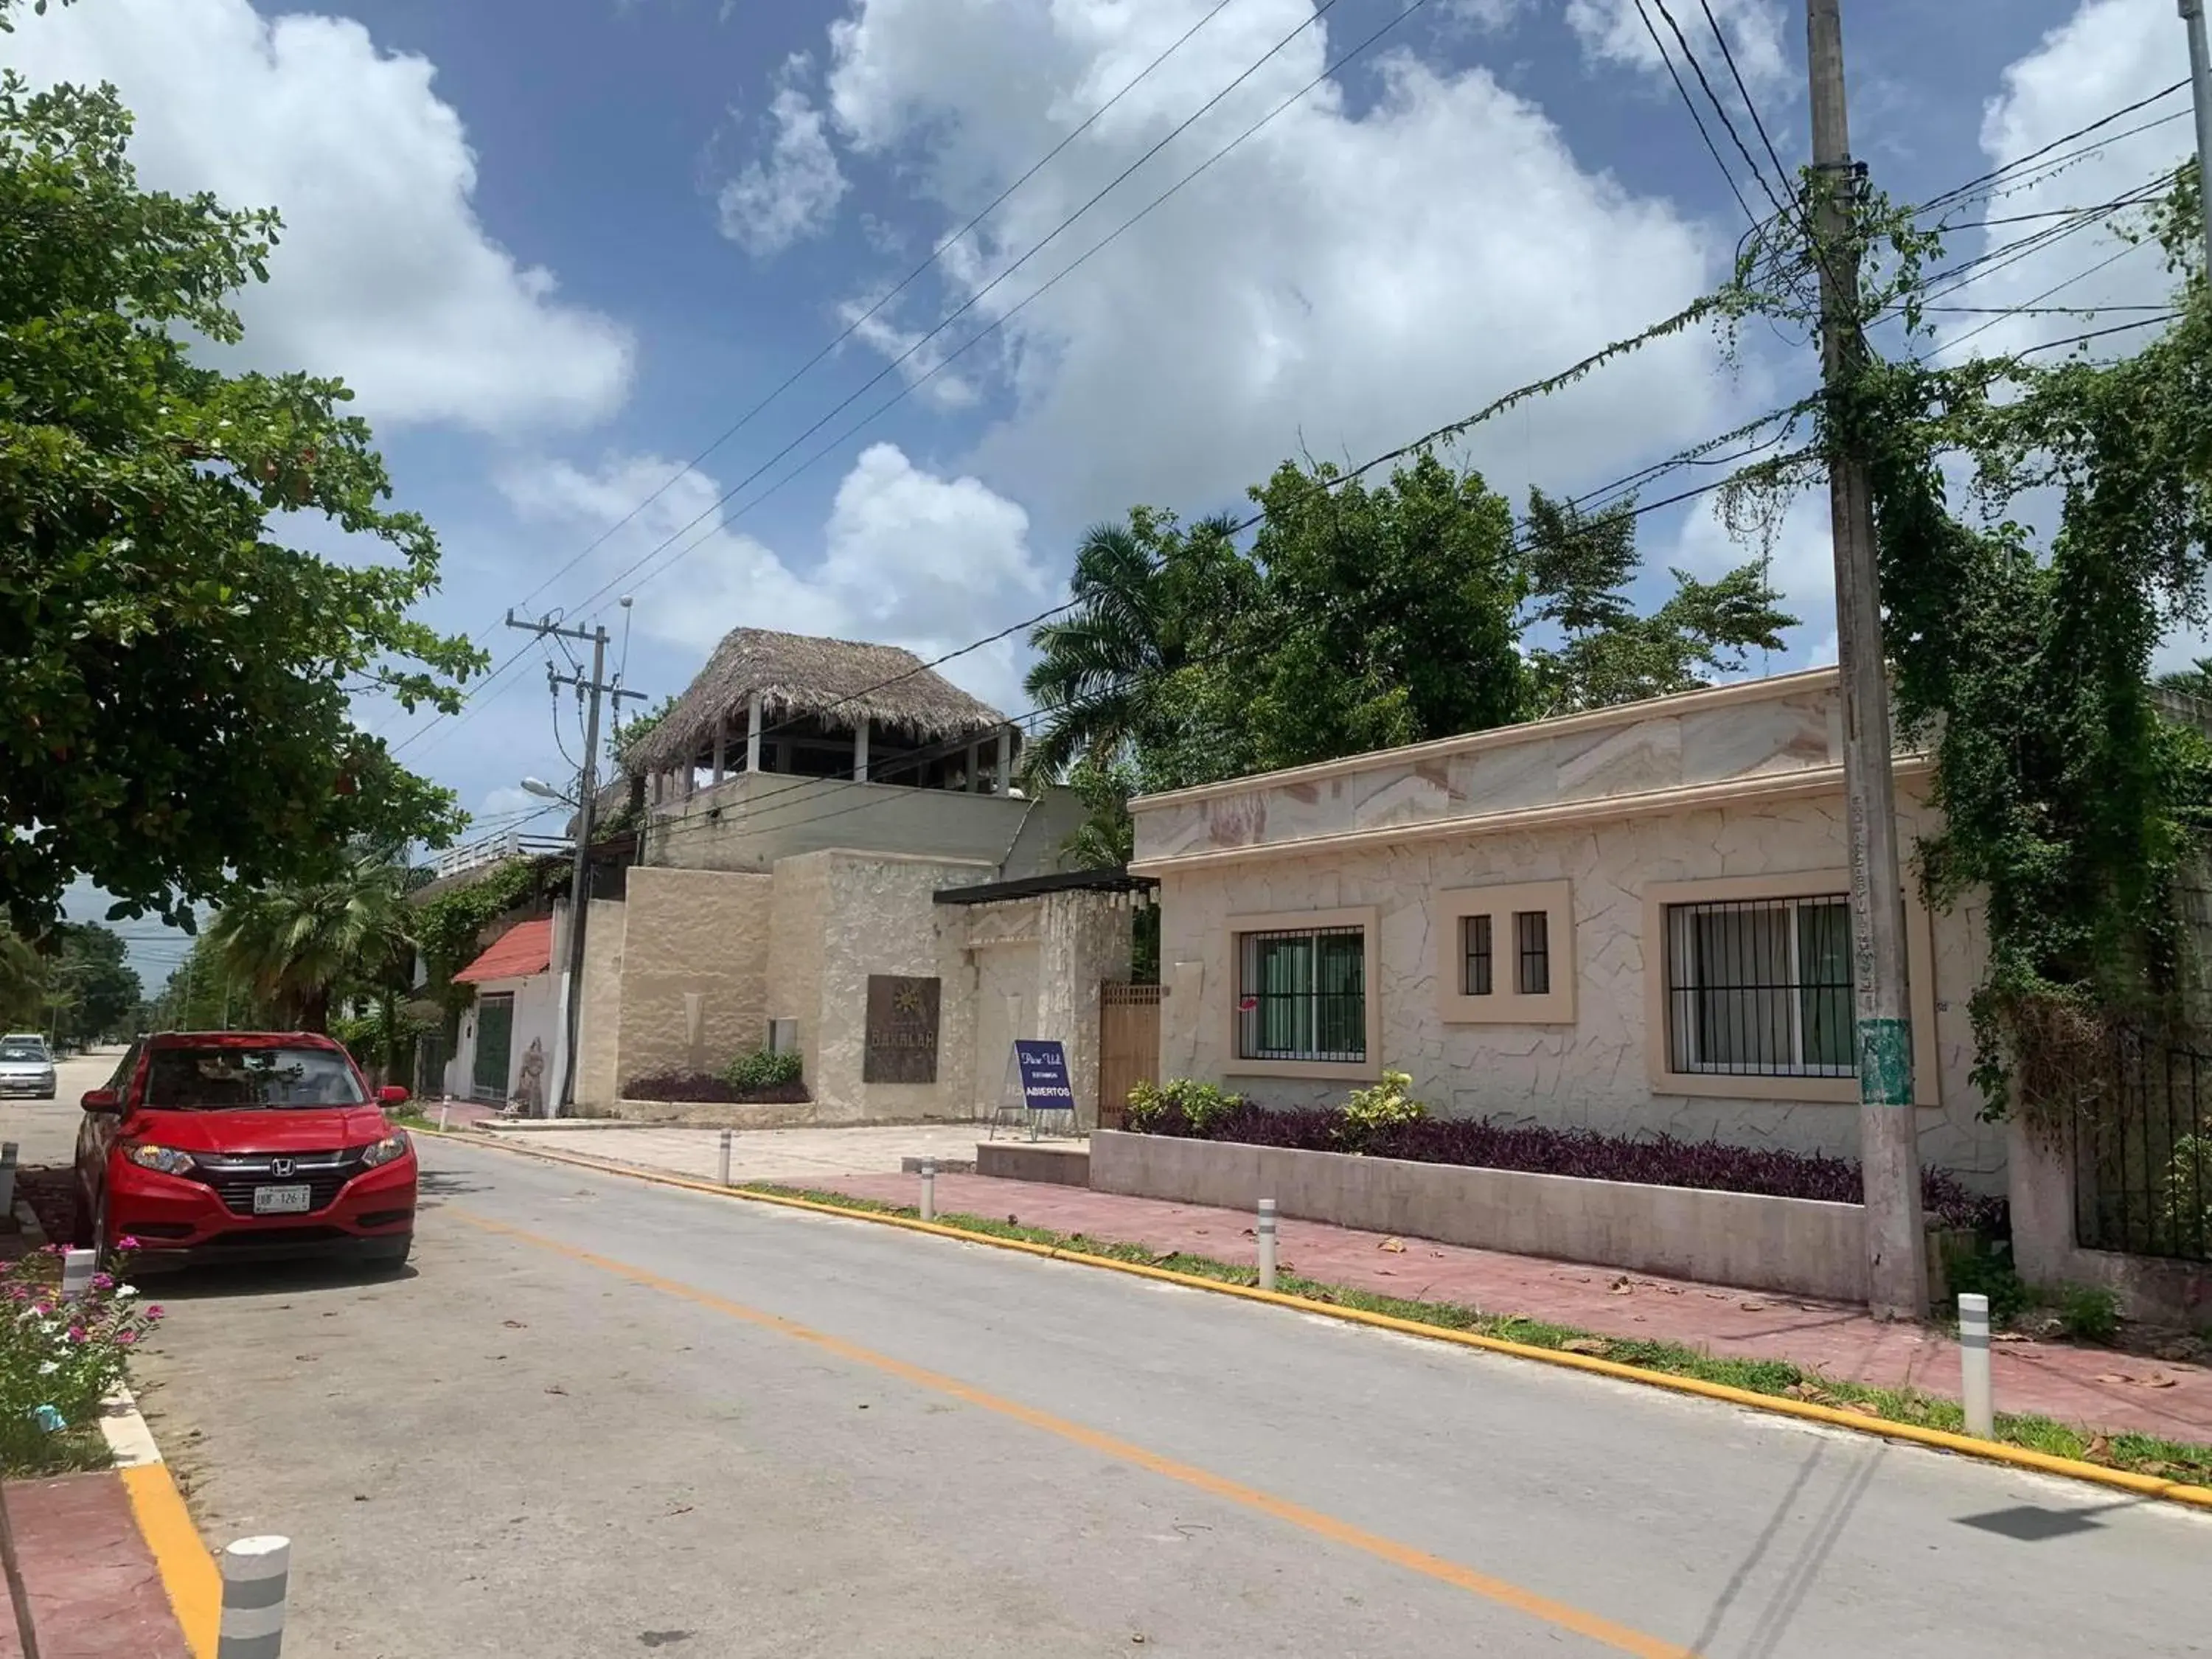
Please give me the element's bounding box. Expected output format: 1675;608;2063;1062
1128;667;2008;1189
553;627;1141;1125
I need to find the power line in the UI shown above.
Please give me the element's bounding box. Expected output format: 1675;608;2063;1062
558;0;1444;639
392;0;1360;760
1697;0;1793;200
1919;237;2155;361
1914;80;2189;218
1646;0;1795;225
372;0;1242;740
636;413;1824;850
1630;0;1759;230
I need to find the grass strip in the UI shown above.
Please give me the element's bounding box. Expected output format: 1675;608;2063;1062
744;1182;2212;1486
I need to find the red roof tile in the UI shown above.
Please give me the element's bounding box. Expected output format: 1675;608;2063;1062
453;917;553;984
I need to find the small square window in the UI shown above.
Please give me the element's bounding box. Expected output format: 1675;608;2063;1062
1515;911;1550;996
1463;915;1493;996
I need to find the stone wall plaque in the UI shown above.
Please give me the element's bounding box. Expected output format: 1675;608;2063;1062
863;974;941;1085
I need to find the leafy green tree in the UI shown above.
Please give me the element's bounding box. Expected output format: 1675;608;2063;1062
1518;489;1795;717
1237;456;1526;771
46;922;139;1045
146;931;273;1032
207;858;415;1034
0;32;479;935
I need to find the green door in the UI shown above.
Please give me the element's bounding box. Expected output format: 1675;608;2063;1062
472;993;515;1102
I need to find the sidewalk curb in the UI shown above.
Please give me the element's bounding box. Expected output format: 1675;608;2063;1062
429;1127;2212;1513
106;1386;220;1659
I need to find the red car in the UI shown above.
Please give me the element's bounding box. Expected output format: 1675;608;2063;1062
72;1032;417;1270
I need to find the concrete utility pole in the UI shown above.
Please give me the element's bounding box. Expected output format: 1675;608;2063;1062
2183;1;2212;278
504;611;646;1117
1806;0;1927;1318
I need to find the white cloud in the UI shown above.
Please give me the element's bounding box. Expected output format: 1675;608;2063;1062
1565;0;1791;93
717;58;852;257
496;445;1043;713
1933;0;2194;364
1444;0;1533;32
7;0;633;435
815;0;1751;528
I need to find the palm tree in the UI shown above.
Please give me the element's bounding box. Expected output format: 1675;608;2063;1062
207;856;414;1034
1021;509;1249;787
0;929;44;1029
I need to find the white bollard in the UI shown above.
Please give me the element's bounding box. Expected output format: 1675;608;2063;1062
60;1248;95;1300
717;1130;733;1187
1958;1291;1994;1439
218;1535;290;1659
0;1141;17;1220
437;1103;450;1133
919;1159;936;1222
1256;1198;1279;1292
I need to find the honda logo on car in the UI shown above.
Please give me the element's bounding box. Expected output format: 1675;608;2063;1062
271;1158;295;1178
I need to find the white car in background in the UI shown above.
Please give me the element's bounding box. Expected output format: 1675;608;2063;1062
0;1034;58;1100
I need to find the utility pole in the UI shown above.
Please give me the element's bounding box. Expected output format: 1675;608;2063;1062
2183;1;2212;277
504;611;646;1117
1806;0;1926;1318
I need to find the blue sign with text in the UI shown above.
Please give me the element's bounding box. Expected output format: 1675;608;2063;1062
1012;1040;1075;1113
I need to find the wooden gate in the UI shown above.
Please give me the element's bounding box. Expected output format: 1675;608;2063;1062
1096;983;1165;1130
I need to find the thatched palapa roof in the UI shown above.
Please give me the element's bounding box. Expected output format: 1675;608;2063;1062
625;627;1010;773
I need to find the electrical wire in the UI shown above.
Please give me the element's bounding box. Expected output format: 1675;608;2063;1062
634;411;1824;847
392;0;1360;761
1696;0;1793;201
1646;0;1795;226
1914;80;2188;218
377;0;1245;742
1630;0;1759;231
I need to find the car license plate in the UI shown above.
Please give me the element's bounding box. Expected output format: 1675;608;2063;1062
253;1184;313;1215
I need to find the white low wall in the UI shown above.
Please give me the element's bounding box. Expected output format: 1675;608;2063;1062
1088;1130;1870;1302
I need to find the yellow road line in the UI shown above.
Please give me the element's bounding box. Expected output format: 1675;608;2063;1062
121;1461;220;1659
452;1205;1697;1659
432;1127;2212;1512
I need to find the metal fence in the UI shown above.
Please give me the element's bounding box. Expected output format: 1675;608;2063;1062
2077;1025;2212;1262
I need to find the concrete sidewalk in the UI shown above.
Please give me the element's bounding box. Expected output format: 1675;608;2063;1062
800;1169;2212;1447
0;1473;190;1659
475;1120;997;1183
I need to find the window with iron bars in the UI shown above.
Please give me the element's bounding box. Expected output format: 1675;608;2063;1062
1664;896;1851;1077
1238;926;1366;1062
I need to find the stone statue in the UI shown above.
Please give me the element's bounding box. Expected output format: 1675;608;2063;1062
512;1037;546;1116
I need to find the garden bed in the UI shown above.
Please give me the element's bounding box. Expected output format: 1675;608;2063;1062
1125;1098;2006;1235
1091;1130;1878;1300
619;1071;811;1106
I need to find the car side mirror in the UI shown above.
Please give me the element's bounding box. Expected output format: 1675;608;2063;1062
378;1085;410;1107
80;1089;122;1115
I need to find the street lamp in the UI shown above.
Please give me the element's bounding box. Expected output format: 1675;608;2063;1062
519;776;574;804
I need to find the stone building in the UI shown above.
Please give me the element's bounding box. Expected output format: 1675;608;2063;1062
565;627;1141;1126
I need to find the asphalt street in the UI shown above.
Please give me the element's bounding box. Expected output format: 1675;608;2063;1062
129;1132;2211;1658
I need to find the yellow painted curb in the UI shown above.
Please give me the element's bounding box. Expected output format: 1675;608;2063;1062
432;1126;2212;1512
122;1461;220;1659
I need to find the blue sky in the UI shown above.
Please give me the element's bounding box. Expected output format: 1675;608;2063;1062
10;0;2203;987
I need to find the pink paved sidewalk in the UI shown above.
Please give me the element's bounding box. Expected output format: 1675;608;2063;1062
0;1473;190;1659
807;1170;2212;1446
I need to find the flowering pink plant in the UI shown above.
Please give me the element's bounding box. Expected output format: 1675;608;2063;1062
0;1253;163;1474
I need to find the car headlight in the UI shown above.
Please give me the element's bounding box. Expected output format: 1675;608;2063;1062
359;1132;411;1169
123;1144;196;1175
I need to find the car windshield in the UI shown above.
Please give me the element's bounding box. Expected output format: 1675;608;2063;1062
0;1043;44;1063
142;1046;366;1110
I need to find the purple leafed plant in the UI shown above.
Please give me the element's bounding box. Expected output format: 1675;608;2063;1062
1131;1100;2008;1234
622;1070;810;1105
